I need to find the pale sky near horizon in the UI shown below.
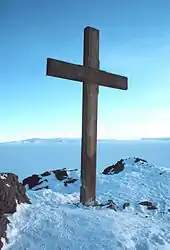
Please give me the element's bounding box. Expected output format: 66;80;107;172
1;0;170;142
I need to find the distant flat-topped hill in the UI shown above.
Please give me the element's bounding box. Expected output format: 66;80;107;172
1;138;118;144
141;137;170;141
2;138;66;144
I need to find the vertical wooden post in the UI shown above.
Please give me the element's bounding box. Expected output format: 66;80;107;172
80;27;99;206
46;26;128;206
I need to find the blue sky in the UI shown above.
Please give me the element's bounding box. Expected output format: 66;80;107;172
1;0;170;141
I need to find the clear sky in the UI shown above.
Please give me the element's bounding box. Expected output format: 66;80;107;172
1;0;170;141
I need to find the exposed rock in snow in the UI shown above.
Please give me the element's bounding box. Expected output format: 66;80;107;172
100;157;170;215
102;157;148;175
0;173;31;249
22;156;170;216
123;202;130;209
22;169;78;191
139;201;158;210
102;159;125;175
3;156;170;249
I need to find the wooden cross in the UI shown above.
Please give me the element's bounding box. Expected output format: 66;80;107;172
46;26;128;206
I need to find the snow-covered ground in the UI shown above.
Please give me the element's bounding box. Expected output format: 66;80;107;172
1;140;170;250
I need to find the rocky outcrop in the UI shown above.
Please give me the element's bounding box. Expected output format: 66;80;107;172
22;169;78;191
101;157;169;214
0;173;31;249
102;159;125;175
139;200;157;210
134;158;148;163
93;200;117;211
64;178;78;186
104;200;117;210
102;157;150;175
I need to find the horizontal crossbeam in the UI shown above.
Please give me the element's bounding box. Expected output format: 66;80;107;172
46;58;128;90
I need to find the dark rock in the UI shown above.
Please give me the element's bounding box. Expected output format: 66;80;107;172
0;173;31;249
96;200;117;211
139;201;153;207
0;215;10;244
0;173;31;214
123;202;130;209
22;169;68;190
134;158;148;163
64;178;78;186
106;200;117;211
22;174;41;189
139;201;157;210
103;159;124;175
102;157;148;175
22;169;77;191
53;169;68;180
41;171;51;177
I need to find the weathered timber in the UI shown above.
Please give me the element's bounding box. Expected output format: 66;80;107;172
46;58;127;90
46;26;128;206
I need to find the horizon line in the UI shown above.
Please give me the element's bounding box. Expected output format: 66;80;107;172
0;136;170;144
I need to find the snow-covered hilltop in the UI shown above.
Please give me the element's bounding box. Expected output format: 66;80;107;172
1;157;170;249
20;156;170;213
99;157;170;213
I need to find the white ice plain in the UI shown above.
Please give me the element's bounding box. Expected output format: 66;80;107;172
0;139;170;250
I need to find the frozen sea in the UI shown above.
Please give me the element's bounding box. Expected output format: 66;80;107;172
0;139;170;250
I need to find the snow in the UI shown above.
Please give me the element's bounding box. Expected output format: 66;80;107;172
0;174;7;180
0;140;170;250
